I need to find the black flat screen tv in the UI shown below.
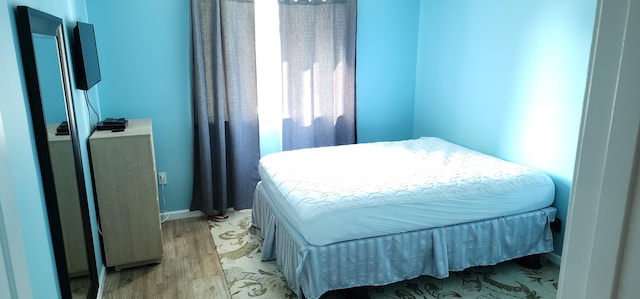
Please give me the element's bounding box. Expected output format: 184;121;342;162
73;22;101;90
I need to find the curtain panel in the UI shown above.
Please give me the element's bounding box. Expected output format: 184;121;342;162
190;0;357;215
278;0;357;150
190;0;260;215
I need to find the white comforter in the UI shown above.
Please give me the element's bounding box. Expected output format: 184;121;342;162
258;137;555;245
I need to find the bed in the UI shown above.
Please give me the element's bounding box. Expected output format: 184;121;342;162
252;137;557;299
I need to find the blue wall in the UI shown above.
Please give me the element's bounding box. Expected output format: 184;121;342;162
2;0;103;297
87;0;421;212
356;0;421;143
80;0;595;257
0;1;597;296
34;35;68;124
413;0;597;254
86;0;193;212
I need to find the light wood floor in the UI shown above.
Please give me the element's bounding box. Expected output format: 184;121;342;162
101;217;231;299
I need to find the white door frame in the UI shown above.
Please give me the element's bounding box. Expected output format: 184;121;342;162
1;213;12;299
558;0;640;298
0;111;33;298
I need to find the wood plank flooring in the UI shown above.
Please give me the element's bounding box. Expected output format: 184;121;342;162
101;217;230;299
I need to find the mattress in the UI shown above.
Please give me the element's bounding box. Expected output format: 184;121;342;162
258;137;555;246
253;182;557;299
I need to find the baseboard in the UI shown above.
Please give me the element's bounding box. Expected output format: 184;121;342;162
161;209;204;221
96;265;106;298
543;252;562;266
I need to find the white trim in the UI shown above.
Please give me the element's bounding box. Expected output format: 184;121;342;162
543;252;562;266
558;0;640;297
161;209;204;221
616;167;640;298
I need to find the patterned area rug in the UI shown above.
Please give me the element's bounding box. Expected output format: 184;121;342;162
209;209;559;299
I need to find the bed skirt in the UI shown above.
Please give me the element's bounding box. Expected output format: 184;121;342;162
252;181;556;299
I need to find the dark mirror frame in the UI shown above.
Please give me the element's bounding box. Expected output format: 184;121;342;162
15;6;98;298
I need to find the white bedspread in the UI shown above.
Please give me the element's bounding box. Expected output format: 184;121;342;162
258;137;555;246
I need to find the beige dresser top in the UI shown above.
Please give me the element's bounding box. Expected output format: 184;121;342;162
46;123;71;143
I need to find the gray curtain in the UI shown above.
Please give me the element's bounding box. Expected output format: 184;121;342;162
190;0;260;215
279;0;357;150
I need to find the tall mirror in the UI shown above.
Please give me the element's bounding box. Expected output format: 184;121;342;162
15;6;98;298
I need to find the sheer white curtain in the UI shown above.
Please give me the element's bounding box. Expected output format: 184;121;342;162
255;0;283;156
255;0;357;156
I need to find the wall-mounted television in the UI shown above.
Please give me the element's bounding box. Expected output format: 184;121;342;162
73;22;101;90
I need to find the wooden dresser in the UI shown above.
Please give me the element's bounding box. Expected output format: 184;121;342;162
89;118;163;270
47;124;89;277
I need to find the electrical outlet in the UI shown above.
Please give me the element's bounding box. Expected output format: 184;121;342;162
158;172;167;185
